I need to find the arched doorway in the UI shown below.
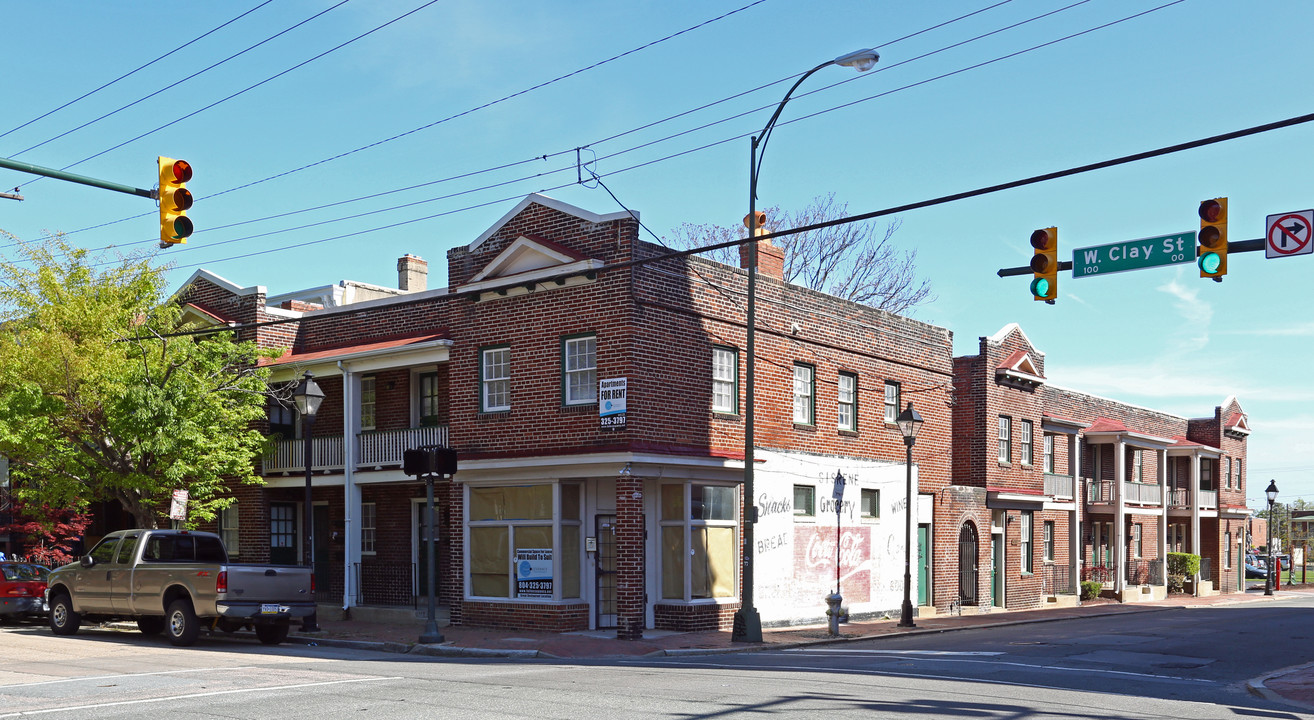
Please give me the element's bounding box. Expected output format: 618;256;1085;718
959;522;979;605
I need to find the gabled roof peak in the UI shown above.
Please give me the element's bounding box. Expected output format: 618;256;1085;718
468;193;636;252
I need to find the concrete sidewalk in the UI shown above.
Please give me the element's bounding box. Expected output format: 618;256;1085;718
286;589;1314;709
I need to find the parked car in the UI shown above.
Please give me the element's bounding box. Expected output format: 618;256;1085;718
0;562;50;621
45;529;314;646
1245;558;1268;579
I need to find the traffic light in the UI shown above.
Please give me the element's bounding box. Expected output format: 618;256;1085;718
1029;227;1058;303
158;156;193;246
1197;197;1227;281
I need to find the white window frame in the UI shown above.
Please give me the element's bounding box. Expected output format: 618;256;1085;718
837;372;857;432
1132;449;1143;482
792;364;814;425
465;482;582;601
1224;456;1232;489
1132;524;1142;559
481;346;511;412
998;416;1012;463
1021;511;1033;574
711;347;738;415
219;503;240;558
360;375;377;431
1043;434;1055;473
1020;420;1033;466
883;381;900;424
360;502;377;555
861;488;880;520
660;482;740;602
562;335;597;406
1043;520;1054;562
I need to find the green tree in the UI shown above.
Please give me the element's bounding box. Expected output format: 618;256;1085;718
0;232;273;529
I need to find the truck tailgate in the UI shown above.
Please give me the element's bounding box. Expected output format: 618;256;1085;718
222;565;313;603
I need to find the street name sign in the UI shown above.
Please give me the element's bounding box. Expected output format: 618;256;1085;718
1072;231;1195;278
1265;210;1314;259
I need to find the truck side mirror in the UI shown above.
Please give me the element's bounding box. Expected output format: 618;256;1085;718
79;556;95;568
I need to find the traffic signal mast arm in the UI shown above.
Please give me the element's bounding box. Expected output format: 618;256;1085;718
0;155;154;198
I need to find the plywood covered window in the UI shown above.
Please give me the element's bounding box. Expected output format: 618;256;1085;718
467;483;580;600
660;482;738;601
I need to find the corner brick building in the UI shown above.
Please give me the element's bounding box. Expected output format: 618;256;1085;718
178;194;1250;634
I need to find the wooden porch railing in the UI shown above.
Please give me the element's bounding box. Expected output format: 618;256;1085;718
263;425;449;474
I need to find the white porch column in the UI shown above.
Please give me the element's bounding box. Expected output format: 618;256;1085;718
1114;439;1126;594
1070;433;1082;596
1190;453;1201;585
1158;448;1168;587
341;364;358;611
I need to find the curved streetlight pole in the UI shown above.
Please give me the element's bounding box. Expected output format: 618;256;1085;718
732;47;879;644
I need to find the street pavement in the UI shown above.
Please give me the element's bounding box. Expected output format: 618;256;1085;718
279;587;1314;711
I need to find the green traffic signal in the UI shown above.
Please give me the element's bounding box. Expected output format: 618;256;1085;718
1029;277;1051;298
1198;251;1221;275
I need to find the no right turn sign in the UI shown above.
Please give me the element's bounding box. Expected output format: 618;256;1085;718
1266;211;1314;259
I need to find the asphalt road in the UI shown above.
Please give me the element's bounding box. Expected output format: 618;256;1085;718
2;597;1311;719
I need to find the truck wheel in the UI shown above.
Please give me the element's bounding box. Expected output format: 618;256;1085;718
165;599;200;647
49;594;80;636
255;623;289;645
137;616;166;635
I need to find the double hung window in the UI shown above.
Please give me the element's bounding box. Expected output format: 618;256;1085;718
481;347;511;412
998;416;1012;463
563;335;597;405
792;364;815;425
711;347;738;414
837;373;857;431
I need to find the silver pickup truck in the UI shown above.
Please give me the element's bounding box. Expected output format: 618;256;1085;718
45;529;314;647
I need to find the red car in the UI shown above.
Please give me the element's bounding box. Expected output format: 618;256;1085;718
0;562;50;621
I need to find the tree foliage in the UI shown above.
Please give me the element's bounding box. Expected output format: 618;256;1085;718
0;232;274;529
666;194;934;314
0;498;91;566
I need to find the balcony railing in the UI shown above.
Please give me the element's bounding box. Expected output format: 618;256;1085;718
1086;479;1113;504
264;434;346;474
1126;558;1164;586
1198;489;1218;509
1167;488;1189;508
358;425;448;468
1044;473;1075;500
355;561;417;607
1123;481;1162;506
263;425;449;475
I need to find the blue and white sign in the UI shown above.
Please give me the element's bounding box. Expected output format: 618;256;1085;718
599;377;627;428
515;548;553;598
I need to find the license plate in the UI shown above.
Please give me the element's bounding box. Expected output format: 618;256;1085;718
260;604;280;615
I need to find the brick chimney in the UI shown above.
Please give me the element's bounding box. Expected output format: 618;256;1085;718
398;254;428;291
739;239;784;280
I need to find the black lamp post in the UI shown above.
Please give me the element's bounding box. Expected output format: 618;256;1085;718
292;371;325;631
1265;479;1278;596
895;402;923;628
732;46;880;645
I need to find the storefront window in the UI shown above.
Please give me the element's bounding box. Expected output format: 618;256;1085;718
660;482;738;601
467;483;581;600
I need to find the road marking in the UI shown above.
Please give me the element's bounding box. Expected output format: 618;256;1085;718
1;666;259;689
0;676;403;717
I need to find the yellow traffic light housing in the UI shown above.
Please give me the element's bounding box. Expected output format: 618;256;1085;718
1029;227;1058;303
158;157;193;246
1198;197;1227;281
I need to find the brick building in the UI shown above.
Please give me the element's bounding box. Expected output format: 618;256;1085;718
180;193;956;635
948;324;1252;611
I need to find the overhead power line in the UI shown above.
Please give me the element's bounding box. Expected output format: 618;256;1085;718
0;1;274;143
145;107;1314;337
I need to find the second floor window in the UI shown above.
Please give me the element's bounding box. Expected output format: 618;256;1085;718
360;376;376;430
1020;420;1033;466
1044;434;1055;473
998;416;1012;463
837;373;857;431
792;364;814;425
563;335;597;405
1225;456;1232;488
712;347;738;414
418;372;442;425
1132;449;1143;482
268;396;296;438
481;346;511;412
884;381;900;424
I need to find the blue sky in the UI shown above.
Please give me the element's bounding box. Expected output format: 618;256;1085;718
3;1;1311;510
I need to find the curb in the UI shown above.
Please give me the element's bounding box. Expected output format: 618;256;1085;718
1247;661;1314;713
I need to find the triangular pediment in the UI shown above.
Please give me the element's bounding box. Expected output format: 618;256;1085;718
1225;412;1251;437
996;350;1044;387
469;235;585;283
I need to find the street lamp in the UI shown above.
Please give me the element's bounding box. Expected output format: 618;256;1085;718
732;46;880;645
292;371;325;632
895;402;923;627
1265;479;1278;596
